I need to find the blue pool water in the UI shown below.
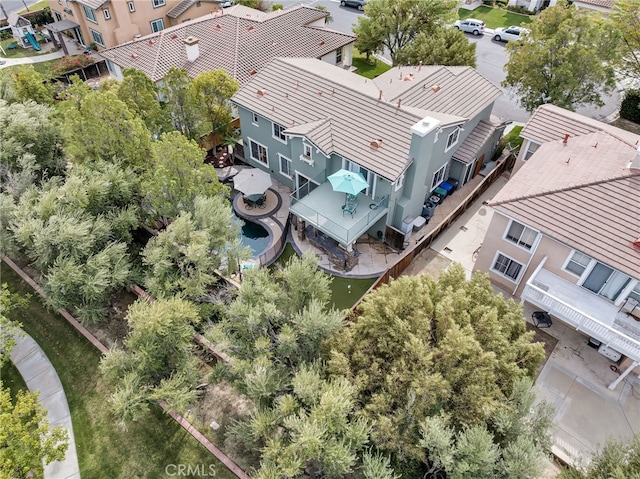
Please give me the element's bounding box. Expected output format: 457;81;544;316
239;219;270;256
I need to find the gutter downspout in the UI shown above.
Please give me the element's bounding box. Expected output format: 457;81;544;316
512;235;544;297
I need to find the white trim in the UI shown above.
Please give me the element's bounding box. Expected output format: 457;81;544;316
394;173;405;192
89;29;104;46
444;127;460;152
278;153;292;178
152;0;166;7
503;219;539;251
251;112;259;125
562;250;592;278
523;140;540;161
491;251;524;283
103;8;111;19
82;5;97;23
272;122;287;144
431;163;447;190
248;137;268;165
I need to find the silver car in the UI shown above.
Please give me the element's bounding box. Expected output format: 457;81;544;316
454;19;485;36
493;26;529;42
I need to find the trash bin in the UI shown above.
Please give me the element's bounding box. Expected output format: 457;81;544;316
440;182;455;196
446;177;460;191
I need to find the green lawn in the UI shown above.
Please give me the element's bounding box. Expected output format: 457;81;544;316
0;38;49;59
19;0;50;13
352;48;392;79
458;6;532;29
274;244;377;310
0;262;236;479
1;361;28;403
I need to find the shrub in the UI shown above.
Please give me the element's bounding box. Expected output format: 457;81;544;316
51;55;95;75
620;90;640;123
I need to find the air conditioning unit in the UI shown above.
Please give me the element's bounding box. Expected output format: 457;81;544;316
598;344;621;362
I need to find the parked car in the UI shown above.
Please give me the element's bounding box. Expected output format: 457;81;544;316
220;0;233;7
340;0;367;10
493;26;529;42
454;19;485;36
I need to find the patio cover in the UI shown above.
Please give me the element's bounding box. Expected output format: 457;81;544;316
45;20;80;33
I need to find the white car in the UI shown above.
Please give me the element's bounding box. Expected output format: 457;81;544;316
492;26;529;42
454;19;485;36
220;0;233;7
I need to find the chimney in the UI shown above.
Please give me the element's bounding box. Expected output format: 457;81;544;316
183;36;200;62
563;133;569;144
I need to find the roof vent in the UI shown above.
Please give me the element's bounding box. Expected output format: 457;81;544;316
431;85;440;93
317;91;323;96
248;69;257;76
378;90;382;100
148;39;156;46
369;139;383;149
216;24;222;30
319;40;325;46
631;237;640;252
563;133;570;144
397;98;402;108
403;73;414;81
247;26;254;32
170;34;178;40
257;88;267;96
131;53;139;59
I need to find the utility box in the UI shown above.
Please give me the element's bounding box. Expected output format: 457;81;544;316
598;344;621;362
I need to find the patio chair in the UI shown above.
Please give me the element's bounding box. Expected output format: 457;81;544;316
342;194;358;217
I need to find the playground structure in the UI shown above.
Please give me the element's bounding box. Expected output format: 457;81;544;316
7;13;41;51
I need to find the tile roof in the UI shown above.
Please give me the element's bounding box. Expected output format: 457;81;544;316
521;104;640;146
491;130;640;277
100;5;355;83
73;0;109;9
453;119;499;163
374;65;503;120
233;58;499;181
167;0;201;19
574;0;613;8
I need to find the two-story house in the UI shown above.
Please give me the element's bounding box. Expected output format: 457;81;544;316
231;57;503;267
47;0;222;50
98;5;355;84
474;104;640;389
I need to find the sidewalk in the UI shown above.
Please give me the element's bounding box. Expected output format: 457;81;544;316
10;331;80;479
0;50;64;69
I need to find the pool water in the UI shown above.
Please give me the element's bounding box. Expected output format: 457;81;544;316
239;219;270;256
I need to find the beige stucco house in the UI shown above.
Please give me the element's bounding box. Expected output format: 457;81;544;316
47;0;223;50
475;104;640;388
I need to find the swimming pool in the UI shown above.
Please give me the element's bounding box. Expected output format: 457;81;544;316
238;218;270;256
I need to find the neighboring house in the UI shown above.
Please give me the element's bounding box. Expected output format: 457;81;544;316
232;57;503;268
99;5;355;83
47;0;221;50
474;104;640;388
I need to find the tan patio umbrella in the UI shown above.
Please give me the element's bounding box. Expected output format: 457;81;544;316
233;168;272;196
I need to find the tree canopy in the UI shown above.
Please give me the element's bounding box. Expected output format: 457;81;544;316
503;1;620;112
159;68;200;140
189;69;239;138
611;0;640;80
0;285;28;367
100;296;201;428
140;131;226;224
328;265;546;470
353;0;462;66
394;28;477;68
117;67;169;136
560;433;640;479
0;383;69;479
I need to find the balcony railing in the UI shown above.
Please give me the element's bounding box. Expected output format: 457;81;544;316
522;260;640;362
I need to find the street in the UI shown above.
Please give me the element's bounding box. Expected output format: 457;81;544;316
280;0;619;124
0;0;41;18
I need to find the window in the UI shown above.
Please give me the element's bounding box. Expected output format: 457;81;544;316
128;1;136;12
523;141;540;161
445;128;459;151
505;220;537;250
54;10;62;21
252;112;259;125
90;29;104;46
344;159;376;198
83;5;97;22
582;263;631;302
564;251;591;277
628;283;640;303
493;253;523;281
106;60;116;74
394;173;405;192
431;163;447;190
279;154;292;178
150;19;164;32
303;144;312;158
103;8;110;19
153;0;166;7
249;139;268;165
336;48;343;64
272;122;286;143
